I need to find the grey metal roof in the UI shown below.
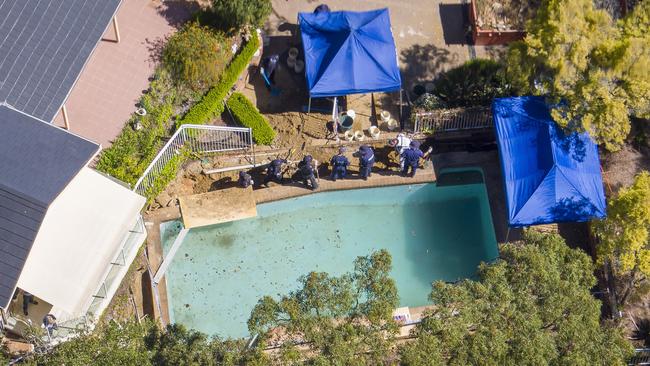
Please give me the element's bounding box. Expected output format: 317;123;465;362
0;105;99;308
0;0;122;122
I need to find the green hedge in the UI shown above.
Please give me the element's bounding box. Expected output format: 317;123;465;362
176;34;260;128
226;92;275;145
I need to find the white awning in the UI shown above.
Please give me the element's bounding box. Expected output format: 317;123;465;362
17;168;145;316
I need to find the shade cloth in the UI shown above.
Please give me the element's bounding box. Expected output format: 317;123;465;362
493;96;606;227
298;8;401;97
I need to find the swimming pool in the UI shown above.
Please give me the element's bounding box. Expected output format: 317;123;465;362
161;170;498;338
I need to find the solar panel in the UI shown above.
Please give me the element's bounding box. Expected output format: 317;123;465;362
0;0;122;122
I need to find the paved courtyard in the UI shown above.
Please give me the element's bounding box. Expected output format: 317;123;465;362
268;0;505;91
53;0;193;148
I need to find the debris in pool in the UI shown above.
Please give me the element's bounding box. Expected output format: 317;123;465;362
185;304;190;308
184;253;189;257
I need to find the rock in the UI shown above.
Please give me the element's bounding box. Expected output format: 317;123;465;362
185;160;203;176
155;191;172;208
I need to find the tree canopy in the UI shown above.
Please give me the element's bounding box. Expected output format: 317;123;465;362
211;0;272;33
19;321;265;366
400;231;632;365
432;59;514;108
594;171;650;305
162;23;229;90
248;249;399;365
506;0;650;151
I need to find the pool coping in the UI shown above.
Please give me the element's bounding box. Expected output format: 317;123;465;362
143;165;437;325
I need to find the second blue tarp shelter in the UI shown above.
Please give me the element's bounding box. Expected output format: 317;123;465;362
298;8;401;100
493;96;607;227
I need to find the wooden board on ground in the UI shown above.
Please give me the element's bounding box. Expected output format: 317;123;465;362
178;186;257;229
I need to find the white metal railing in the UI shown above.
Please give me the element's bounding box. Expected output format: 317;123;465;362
133;124;253;196
413;108;492;133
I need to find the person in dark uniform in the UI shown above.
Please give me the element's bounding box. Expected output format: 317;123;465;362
261;54;280;86
263;159;286;187
401;141;424;177
356;145;375;180
330;147;350;181
298;155;318;190
22;291;38;316
238;171;254;188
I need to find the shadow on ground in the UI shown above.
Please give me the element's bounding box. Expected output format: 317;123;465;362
155;0;197;29
439;3;471;45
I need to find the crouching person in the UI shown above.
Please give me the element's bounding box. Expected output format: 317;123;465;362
401;141;424;177
330;147;349;181
238;170;254;188
298;155;319;190
264;158;286;187
356;145;375;180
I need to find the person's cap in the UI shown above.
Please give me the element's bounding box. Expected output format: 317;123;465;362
271;159;283;166
338;147;347;154
303;155;313;162
409;140;420;148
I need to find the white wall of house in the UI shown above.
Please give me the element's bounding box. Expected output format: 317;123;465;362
16;167;146;322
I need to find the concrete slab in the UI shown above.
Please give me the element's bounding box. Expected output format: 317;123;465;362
178;186;257;229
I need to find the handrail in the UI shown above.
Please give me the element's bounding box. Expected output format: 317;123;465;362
133;124;253;196
413;108;492;133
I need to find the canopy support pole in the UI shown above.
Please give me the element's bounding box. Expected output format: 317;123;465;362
307;97;312;113
505;227;511;243
399;89;403;130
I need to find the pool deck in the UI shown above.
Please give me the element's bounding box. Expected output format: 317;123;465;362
144;164;436;324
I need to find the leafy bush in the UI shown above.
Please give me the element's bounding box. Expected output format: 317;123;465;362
432;59;513;108
226;92;275;145
162;23;229;90
211;0;272;32
176;34;259;128
96;70;176;186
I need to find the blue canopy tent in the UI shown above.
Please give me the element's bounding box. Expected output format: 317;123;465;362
493;96;606;229
298;8;402;112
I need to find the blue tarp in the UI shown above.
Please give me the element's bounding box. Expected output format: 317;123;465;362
493;96;607;227
298;8;401;97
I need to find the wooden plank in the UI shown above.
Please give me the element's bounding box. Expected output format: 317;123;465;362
178;186;257;229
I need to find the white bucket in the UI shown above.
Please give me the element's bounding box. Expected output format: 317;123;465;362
344;130;354;141
380;110;391;123
346;109;356;120
368;126;380;139
287;57;296;68
354;130;365;141
387;118;399;131
288;47;299;59
294;60;304;73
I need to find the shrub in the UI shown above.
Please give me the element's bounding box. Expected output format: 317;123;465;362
176;35;259;128
162;23;229;90
226;92;275;145
211;0;272;32
432;59;513;108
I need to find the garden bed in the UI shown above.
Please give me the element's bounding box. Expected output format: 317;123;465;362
469;0;536;45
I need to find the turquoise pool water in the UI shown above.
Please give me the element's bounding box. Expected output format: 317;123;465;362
161;171;498;338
